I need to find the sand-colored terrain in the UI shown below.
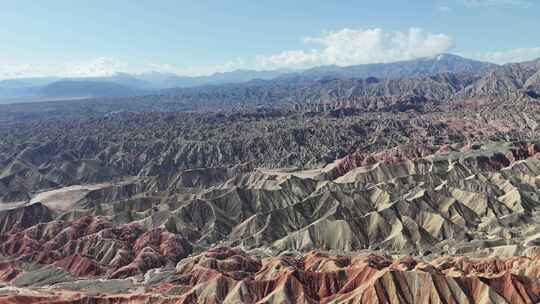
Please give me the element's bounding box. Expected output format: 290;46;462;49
28;183;111;211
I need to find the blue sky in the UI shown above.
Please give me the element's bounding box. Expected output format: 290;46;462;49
1;0;539;78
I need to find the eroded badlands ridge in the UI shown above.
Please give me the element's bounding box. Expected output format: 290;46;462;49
1;99;539;204
4;247;540;303
0;55;539;303
1;141;540;302
2;141;540;257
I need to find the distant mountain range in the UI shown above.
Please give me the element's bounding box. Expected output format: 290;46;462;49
0;54;498;103
301;54;495;79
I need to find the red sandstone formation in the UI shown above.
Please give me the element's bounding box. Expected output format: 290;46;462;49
335;141;540;177
3;247;540;303
0;216;192;279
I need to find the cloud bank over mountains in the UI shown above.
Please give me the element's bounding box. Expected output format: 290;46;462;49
255;28;455;69
1;26;539;79
0;57;125;80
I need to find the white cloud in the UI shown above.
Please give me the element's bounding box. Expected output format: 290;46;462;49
462;0;532;7
438;5;451;12
66;57;125;77
0;57;127;79
467;47;540;64
146;59;246;76
0;64;42;79
255;28;455;69
0;57;249;79
2;28;538;80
